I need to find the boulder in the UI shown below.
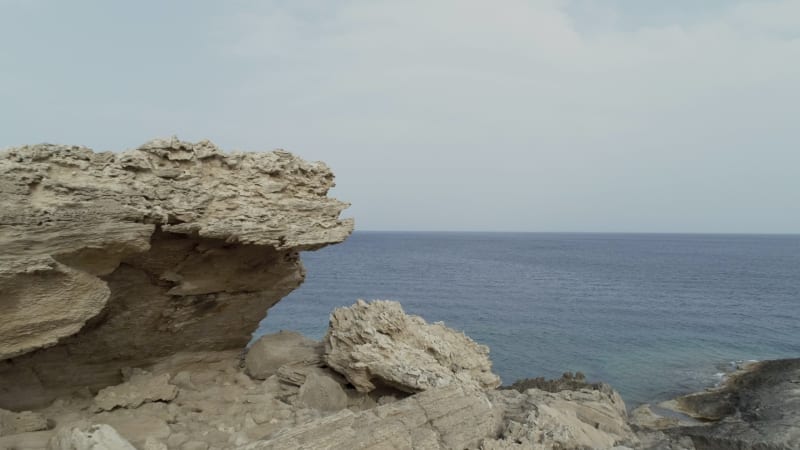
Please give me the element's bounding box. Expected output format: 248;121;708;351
323;300;501;393
48;423;136;450
93;370;178;412
0;137;352;410
245;331;323;380
0;408;49;436
297;371;348;412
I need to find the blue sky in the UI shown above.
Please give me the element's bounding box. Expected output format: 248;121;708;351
2;0;798;233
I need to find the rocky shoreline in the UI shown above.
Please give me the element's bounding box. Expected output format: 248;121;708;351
1;139;796;449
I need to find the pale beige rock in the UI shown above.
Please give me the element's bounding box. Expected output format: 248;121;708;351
485;386;637;450
0;429;54;449
182;441;210;450
628;404;682;431
0;137;352;410
93;370;178;412
239;384;499;450
0;408;49;436
245;331;323;380
48;423;136;450
143;437;168;450
297;371;348;412
92;411;171;448
324;300;501;393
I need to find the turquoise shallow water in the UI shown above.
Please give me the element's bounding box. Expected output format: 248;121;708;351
254;232;800;406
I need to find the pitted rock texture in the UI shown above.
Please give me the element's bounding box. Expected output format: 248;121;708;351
0;137;352;409
323;299;501;394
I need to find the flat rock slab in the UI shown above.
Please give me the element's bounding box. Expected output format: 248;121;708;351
239;384;499;450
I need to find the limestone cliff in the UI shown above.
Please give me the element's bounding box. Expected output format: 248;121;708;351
0;137;353;410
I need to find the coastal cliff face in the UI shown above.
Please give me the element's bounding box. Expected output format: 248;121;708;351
2;138;791;449
0;137;353;410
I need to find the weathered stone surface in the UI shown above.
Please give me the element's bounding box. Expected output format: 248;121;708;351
48;423;136;450
245;331;323;380
324;300;501;393
143;437;169;450
634;431;697;450
0;137;352;409
661;358;800;450
0;408;49;436
629;404;683;431
239;384;499;450
92;370;178;412
486;385;636;450
93;411;172;448
297;371;348;412
0;430;54;449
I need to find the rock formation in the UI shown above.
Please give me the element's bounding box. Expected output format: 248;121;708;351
0;294;644;450
0;137;353;409
487;376;637;449
656;359;800;450
324;299;501;393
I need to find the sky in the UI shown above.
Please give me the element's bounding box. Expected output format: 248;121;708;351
1;0;798;233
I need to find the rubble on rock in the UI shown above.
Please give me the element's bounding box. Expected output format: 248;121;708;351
0;295;646;450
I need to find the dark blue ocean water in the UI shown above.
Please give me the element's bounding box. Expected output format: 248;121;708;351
254;232;800;406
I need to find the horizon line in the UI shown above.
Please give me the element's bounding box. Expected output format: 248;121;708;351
352;229;800;236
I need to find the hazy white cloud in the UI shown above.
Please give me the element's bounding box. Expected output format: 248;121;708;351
2;0;798;232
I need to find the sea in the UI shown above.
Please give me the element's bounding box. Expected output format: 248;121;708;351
254;232;800;407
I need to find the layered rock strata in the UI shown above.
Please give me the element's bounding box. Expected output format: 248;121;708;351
0;137;353;410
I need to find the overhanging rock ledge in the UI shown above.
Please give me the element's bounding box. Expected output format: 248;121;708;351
0;137;353;410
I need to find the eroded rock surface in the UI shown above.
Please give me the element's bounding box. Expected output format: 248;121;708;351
0;296;708;450
324;299;501;394
0;137;352;409
92;370;178;412
660;358;800;450
0;408;49;436
245;331;323;380
48;423;136;450
241;384;499;450
486;384;636;449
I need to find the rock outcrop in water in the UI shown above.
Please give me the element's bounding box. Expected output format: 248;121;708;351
0;137;353;410
653;359;800;450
